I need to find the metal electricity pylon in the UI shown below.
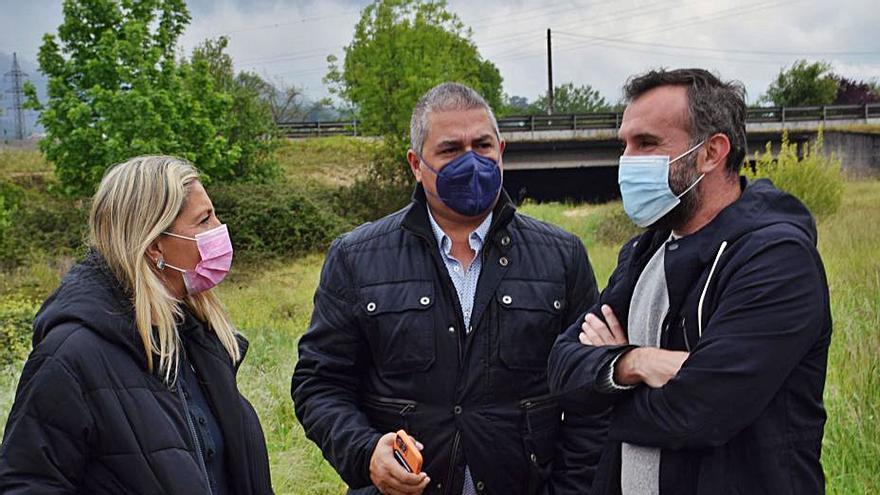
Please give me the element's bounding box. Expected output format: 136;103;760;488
4;52;29;140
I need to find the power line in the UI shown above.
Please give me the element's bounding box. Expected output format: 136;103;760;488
483;0;684;60
553;30;880;58
232;1;625;71
206;8;363;37
490;0;801;63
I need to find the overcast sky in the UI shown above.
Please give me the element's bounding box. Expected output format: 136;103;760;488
2;0;880;108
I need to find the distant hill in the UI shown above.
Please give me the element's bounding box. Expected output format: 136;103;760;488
0;52;47;139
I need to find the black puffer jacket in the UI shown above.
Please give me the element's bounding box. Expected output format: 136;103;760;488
292;187;604;495
0;252;273;495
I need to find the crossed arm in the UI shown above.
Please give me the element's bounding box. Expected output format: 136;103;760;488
550;237;827;450
579;304;689;389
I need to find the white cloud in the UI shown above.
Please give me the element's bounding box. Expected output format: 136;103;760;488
2;0;879;105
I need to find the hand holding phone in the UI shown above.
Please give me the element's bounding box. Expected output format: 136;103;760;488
393;429;423;474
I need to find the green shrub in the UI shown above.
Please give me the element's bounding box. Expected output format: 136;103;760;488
210;183;348;262
594;206;643;246
0;182;88;267
0;194;10;239
0;295;40;366
336;134;414;224
0;181;88;267
746;130;843;218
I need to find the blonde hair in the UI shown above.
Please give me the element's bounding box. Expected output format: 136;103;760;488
89;155;240;383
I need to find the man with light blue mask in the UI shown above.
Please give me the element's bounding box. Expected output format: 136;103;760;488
294;82;606;495
549;68;832;495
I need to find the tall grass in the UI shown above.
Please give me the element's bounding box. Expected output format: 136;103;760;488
0;147;52;177
275;136;381;187
217;256;344;494
817;181;880;494
1;143;877;493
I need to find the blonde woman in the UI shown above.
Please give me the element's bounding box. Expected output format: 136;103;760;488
0;156;273;494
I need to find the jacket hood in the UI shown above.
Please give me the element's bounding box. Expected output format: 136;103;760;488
687;177;818;264
33;250;150;368
33;250;250;373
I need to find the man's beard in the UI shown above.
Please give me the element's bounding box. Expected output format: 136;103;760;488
651;152;702;232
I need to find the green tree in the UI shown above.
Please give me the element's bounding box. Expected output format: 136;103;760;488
26;0;277;196
531;82;610;114
497;93;531;117
183;37;279;182
761;60;839;107
326;0;503;138
326;0;504;221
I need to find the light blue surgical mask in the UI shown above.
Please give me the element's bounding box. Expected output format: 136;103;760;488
617;140;705;228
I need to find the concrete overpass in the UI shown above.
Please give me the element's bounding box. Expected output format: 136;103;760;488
497;104;880;202
279;104;880;202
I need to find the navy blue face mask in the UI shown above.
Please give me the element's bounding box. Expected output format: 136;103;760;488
420;150;503;217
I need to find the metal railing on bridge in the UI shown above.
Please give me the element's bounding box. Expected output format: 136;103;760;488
277;120;359;138
278;103;880;138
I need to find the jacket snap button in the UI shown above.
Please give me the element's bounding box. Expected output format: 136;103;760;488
448;326;455;333
476;481;485;491
366;302;376;312
502;295;512;305
198;417;206;425
499;256;509;266
553;300;562;310
420;296;431;306
530;453;537;463
500;235;510;246
453;405;462;414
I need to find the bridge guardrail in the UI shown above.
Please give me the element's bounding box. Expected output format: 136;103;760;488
279;103;880;138
277;120;358;138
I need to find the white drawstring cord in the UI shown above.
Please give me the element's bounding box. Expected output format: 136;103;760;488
698;240;728;338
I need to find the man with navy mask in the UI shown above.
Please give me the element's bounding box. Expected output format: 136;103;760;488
293;82;604;495
548;69;832;494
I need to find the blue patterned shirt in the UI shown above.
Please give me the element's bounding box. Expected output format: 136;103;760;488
427;208;493;330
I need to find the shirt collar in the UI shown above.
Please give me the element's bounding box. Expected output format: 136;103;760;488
427;207;493;257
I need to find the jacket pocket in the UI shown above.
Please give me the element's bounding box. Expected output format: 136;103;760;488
361;393;419;436
497;280;565;371
360;281;436;376
520;393;562;493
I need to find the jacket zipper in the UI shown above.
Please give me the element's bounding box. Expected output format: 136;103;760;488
443;430;461;495
176;383;213;495
362;395;417;431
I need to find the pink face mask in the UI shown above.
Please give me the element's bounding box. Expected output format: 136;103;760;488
160;224;233;295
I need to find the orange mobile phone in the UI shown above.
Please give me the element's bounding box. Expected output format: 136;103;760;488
393;429;423;474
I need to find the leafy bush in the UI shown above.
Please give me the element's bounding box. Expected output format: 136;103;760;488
594;206;643;246
0;181;88;267
335;134;414;224
746;130;843;219
210;183;349;262
0;295;40;366
0;194;10;240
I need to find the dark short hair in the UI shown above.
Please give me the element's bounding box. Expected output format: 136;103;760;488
623;68;747;176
